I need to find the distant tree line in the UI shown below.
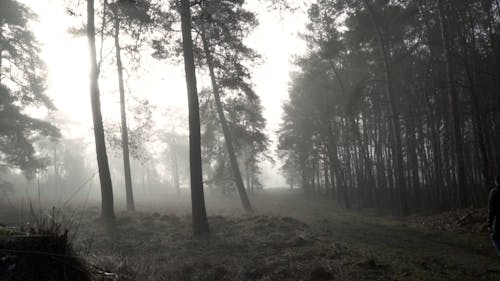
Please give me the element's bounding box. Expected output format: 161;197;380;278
278;0;500;215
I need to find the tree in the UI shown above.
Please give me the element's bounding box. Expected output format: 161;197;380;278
179;0;209;236
200;29;252;211
192;0;265;211
199;88;268;194
0;0;59;178
111;0;135;211
67;0;155;211
279;0;500;214
106;0;153;211
361;0;408;215
87;0;115;222
437;0;467;208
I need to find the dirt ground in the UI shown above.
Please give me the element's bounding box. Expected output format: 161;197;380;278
1;189;500;280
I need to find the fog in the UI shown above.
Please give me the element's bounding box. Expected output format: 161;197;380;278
8;0;308;195
1;0;500;280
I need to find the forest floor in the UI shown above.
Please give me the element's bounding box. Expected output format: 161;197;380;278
1;189;500;280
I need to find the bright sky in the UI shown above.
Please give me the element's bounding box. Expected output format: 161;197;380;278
18;0;308;187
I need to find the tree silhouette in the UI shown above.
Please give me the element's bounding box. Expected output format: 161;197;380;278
87;0;115;222
0;0;59;178
179;0;209;236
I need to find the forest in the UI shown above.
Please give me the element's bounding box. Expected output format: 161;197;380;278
1;0;500;280
279;0;500;216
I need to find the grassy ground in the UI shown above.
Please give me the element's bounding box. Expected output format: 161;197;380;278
252;190;500;281
1;189;499;280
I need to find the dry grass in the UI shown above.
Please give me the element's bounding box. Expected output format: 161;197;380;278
1;189;500;280
74;211;391;281
0;206;91;281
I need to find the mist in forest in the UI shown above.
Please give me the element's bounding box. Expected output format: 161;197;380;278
2;0;500;280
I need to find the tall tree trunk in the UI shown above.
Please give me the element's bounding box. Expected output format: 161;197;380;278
87;0;114;222
250;163;255;191
245;161;250;193
315;157;321;194
374;107;387;207
484;0;500;175
300;150;309;194
113;11;135;211
363;0;408;215
461;4;492;190
0;21;3;84
53;145;59;200
328;60;374;206
406;92;421;208
200;28;252;212
493;32;500;177
419;0;445;209
323;155;330;195
179;0;209;236
438;0;468;208
172;151;180;194
463;32;491;188
328;119;350;208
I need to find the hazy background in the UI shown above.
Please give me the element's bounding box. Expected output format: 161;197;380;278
15;0;308;200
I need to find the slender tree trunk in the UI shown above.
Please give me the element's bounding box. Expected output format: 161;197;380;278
113;11;135;211
250;166;253;191
438;0;468;208
172;149;180;193
490;10;500;176
363;0;408;215
200;28;252;212
300;150;309;194
315;157;321;194
463;36;491;188
328;119;350;208
348;110;373;205
179;0;209;236
419;0;445;209
364;107;380;207
53;145;59;199
406;92;421;208
0;21;3;84
461;5;492;190
245;162;250;193
323;155;330;195
328;155;336;198
329;61;374;206
374;108;386;207
342;123;356;204
87;0;114;222
250;163;255;192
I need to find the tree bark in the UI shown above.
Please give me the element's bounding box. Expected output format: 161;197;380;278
179;0;209;236
87;0;115;222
